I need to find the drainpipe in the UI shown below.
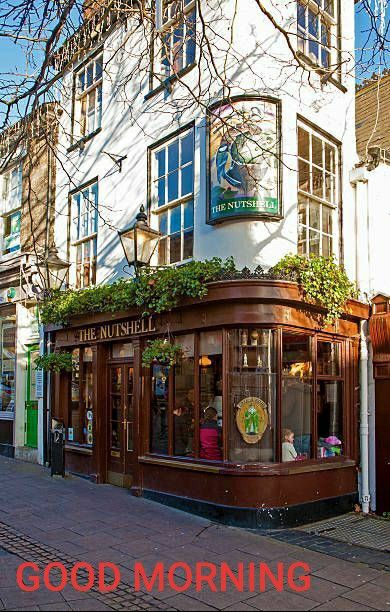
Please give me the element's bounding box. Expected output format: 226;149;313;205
350;165;371;513
360;320;370;514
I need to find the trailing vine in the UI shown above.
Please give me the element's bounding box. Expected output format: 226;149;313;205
271;254;358;324
40;257;237;325
35;352;74;373
142;339;183;368
39;255;357;327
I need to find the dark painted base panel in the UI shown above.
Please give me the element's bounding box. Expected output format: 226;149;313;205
0;444;15;458
141;489;358;529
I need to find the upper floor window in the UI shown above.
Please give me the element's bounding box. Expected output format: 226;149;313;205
1;163;22;255
297;0;338;71
73;54;103;141
297;123;339;257
71;181;98;288
154;0;196;84
151;128;194;264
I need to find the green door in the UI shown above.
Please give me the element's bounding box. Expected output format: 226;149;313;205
25;345;39;448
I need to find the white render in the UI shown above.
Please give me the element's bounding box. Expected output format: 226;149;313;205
54;0;359;283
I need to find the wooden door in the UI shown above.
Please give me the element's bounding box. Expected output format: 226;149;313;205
375;380;390;514
107;364;135;487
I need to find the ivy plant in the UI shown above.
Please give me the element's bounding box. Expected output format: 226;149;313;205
142;339;183;368
40;257;237;325
35;352;74;373
271;254;358;324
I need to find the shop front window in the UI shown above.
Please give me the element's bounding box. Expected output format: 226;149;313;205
229;329;277;463
147;328;348;465
282;332;313;461
199;331;223;461
0;321;16;414
150;363;170;454
68;347;94;445
174;334;194;456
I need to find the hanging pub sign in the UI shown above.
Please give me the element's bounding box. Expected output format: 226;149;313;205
208;97;281;224
236;396;268;444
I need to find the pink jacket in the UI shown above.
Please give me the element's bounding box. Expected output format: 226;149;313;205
200;422;222;461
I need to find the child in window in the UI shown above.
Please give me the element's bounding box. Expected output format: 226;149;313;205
200;407;222;461
282;428;298;462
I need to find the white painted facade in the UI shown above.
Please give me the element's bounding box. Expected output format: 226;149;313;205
54;0;359;282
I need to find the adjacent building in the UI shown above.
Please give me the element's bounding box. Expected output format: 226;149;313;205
354;73;390;515
45;0;372;527
0;104;58;460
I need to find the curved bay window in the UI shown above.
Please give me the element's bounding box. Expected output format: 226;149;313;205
147;328;347;465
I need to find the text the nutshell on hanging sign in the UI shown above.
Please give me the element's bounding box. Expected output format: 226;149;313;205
77;316;156;343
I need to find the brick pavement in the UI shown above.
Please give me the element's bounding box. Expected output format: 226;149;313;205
0;456;388;611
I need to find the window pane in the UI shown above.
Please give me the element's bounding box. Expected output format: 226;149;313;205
322;234;332;257
183;229;193;259
168;170;179;201
156;149;166;178
309;201;320;230
87;63;94;87
298;225;307;255
325;144;335;173
309;230;320;255
159;211;168;235
298;196;307;226
312;136;323;168
168;141;179;172
228;329;277;463
309;38;319;61
282;332;312;461
298;159;310;192
157;178;166;207
199;331;223;461
150;364;169;454
169;233;181;263
174;338;195;456
322;206;332;235
170;204;181;234
297;1;306;28
186;8;196;64
312;165;324;198
181;163;193;196
298;127;310;161
158;237;167;265
78;70;85;93
318;341;340;377
181;131;194;166
317;381;343;457
183;199;194;229
95;57;103;80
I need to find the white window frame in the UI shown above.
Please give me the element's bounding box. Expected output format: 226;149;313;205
1;162;22;256
297;121;339;259
151;127;194;265
73;54;103;141
297;0;339;71
154;0;196;83
71;182;98;288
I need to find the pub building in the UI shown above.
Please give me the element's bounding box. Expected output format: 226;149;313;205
49;277;368;528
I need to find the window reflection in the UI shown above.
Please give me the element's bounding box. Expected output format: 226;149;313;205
150;364;169;454
174;334;194;456
282;333;312;461
199;331;222;460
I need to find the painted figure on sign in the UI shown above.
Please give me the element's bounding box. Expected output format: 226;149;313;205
244;404;259;436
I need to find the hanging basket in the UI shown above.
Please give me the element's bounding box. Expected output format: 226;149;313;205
142;339;183;368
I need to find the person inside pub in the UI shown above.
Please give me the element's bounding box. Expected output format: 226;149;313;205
200;406;222;461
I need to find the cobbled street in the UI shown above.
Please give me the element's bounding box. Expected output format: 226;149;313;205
0;456;388;611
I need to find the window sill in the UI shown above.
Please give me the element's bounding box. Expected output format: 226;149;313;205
65;443;93;455
145;62;197;101
139;454;355;475
67;127;102;153
296;51;347;93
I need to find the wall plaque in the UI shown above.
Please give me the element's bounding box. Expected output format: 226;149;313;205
236;396;268;444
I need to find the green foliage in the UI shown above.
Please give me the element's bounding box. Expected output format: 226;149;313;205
272;254;358;324
40;257;237;325
35;352;74;373
142;339;183;368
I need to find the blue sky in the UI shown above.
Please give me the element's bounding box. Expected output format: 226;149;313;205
0;3;387;116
